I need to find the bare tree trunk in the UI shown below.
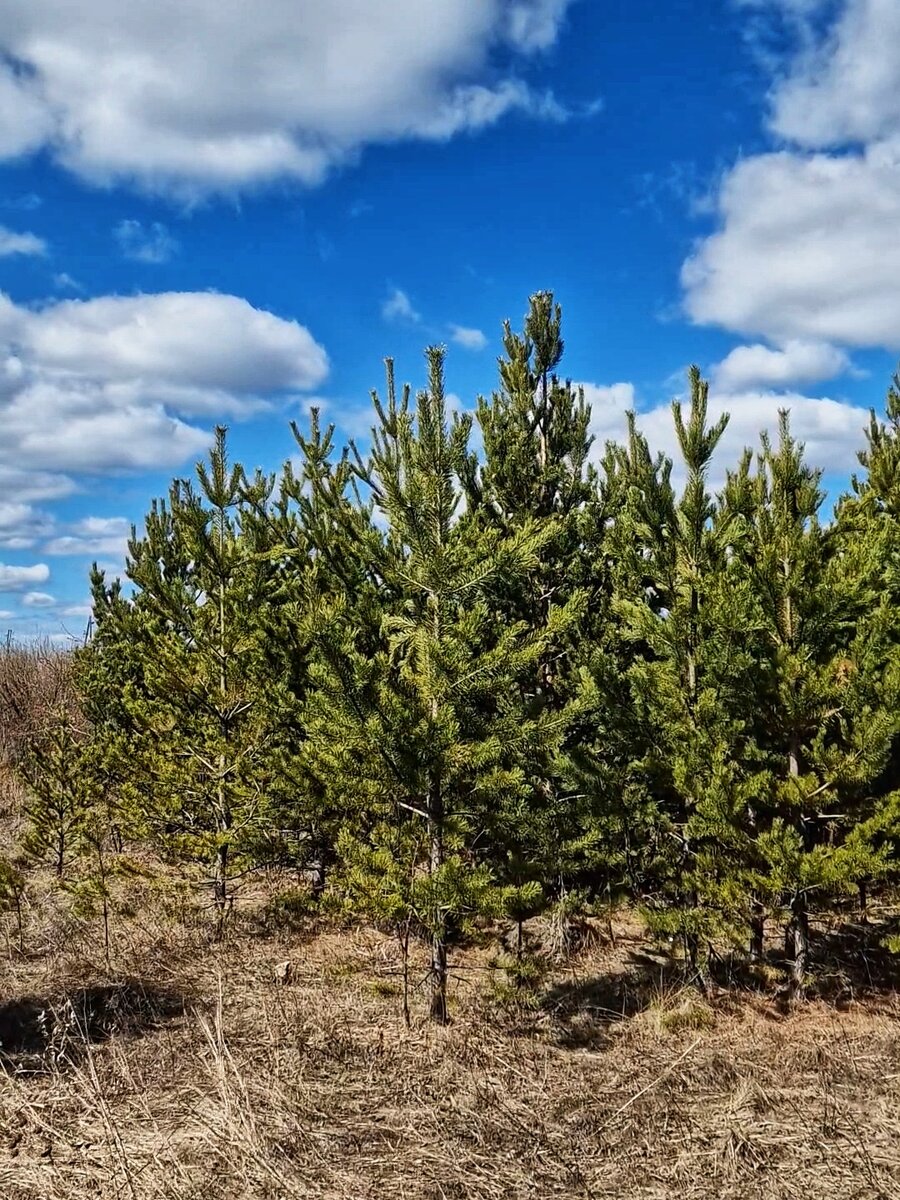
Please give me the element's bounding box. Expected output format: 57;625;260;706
310;858;326;899
750;898;765;962
783;735;805;984
215;568;231;941
399;921;411;1029
786;896;809;998
102;892;111;971
429;933;448;1023
214;840;229;938
428;767;448;1024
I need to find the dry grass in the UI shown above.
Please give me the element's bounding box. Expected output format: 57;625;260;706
1;648;898;1196
0;883;899;1200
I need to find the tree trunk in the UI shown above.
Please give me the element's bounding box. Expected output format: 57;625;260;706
427;768;448;1024
858;880;868;923
214;841;229;937
750;899;765;962
786;896;809;998
429;933;448;1024
310;859;326;898
787;733;801;783
399;921;411;1029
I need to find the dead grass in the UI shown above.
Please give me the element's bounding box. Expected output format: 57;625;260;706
0;882;899;1200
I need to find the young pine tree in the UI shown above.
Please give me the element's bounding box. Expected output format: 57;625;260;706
731;413;900;993
299;347;575;1022
612;369;762;974
87;429;288;930
458;292;596;925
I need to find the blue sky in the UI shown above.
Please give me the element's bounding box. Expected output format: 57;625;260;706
0;0;898;637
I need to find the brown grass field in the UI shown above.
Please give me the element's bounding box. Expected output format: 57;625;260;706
1;867;900;1200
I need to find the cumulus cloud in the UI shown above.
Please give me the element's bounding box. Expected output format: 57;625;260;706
382;288;421;324
0;563;50;592
0;225;46;257
683;0;900;355
0;502;54;550
711;340;850;391
0;289;328;495
675;388;869;480
769;0;900;148
581;378;870;485
582;382;638;447
22;591;56;608
114;219;179;264
449;325;488;351
0;68;53;159
45;516;130;558
0;0;576;196
60;603;93;618
0;467;76;504
682;146;900;348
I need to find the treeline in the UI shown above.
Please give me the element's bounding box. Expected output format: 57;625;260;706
13;293;900;1020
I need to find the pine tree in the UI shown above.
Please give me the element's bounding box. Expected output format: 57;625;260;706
611;368;762;974
86;428;291;930
833;365;900;908
458;292;597;924
729;412;900;993
297;347;575;1021
19;706;97;880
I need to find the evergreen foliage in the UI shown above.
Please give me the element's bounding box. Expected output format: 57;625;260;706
24;290;900;1018
85;428;300;930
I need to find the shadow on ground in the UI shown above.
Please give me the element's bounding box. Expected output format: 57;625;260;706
0;979;187;1070
536;915;900;1049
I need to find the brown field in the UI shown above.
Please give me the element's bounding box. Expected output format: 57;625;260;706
1;873;899;1200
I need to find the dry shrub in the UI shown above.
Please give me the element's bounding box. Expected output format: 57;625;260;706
0;640;79;767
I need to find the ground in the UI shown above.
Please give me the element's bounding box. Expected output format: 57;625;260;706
1;878;899;1200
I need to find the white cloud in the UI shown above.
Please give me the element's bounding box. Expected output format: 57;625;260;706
711;339;850;391
507;0;574;50
382;287;420;324
683;1;900;354
19;292;328;396
682;147;900;348
0;289;329;489
0;225;46;256
60;603;93;618
0;563;50;592
0;0;576;196
449;324;488;351
582;382;637;446
0;467;76;504
581;378;869;484
114;219;179;264
45;516;130;557
769;0;900;148
22;591;56;608
0;66;53;159
669;388;869;480
0;502;54;549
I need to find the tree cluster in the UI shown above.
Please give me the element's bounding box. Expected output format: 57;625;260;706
27;294;900;1019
